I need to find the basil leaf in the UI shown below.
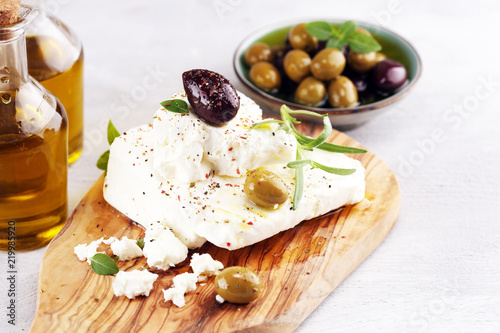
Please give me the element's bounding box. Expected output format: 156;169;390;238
136;238;145;250
348;32;382;53
339;21;357;39
305;21;333;40
89;253;119;275
316;142;367;154
96;150;110;172
160;99;189;114
326;38;346;51
310;161;356;175
107;120;120;145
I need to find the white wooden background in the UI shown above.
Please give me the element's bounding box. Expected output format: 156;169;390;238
1;0;499;332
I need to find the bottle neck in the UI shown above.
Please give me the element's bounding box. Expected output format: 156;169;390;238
0;31;29;90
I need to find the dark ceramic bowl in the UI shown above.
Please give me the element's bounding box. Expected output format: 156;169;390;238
234;18;422;129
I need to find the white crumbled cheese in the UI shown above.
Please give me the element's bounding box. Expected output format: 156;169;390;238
110;236;143;260
163;287;187;308
172;272;198;292
112;270;158;299
74;237;104;264
215;294;225;304
190;253;224;279
142;225;188;270
162;272;198;308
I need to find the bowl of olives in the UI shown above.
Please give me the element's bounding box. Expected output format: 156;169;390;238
233;19;421;129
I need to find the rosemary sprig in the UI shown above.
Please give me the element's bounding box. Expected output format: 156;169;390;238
251;105;367;210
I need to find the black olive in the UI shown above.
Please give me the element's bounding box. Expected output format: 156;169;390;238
182;69;240;126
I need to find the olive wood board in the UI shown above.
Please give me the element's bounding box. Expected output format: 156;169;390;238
31;124;400;333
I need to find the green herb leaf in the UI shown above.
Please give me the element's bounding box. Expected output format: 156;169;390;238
89;253;119;275
299;116;332;150
107;120;120;145
136;238;145;250
250;119;285;130
316;142;367;154
310;161;356;175
160;99;189;114
348;32;382;53
339;21;357;39
113;256;119;262
96;150;110;172
287;159;312;169
305;21;333;40
326;38;346;51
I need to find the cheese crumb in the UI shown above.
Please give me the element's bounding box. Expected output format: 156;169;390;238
143;226;188;270
190;253;223;281
74;237;104;264
112;270;158;299
110;236;143;260
163;253;224;307
215;294;225;304
162;272;198;307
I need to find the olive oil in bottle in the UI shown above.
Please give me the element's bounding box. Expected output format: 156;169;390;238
0;4;68;250
25;0;84;165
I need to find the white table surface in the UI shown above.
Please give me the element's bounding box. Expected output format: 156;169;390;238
1;0;500;332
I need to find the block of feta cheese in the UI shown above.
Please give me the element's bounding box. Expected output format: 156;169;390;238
162;272;198;308
104;92;365;251
112;270;158;299
142;225;188;270
110;236;143;260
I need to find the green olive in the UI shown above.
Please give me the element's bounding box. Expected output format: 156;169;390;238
288;23;318;51
348;51;378;73
244;169;288;208
311;48;346;81
295;76;326;106
283;49;311;83
214;266;261;304
328;76;358;108
244;42;274;66
249;62;281;92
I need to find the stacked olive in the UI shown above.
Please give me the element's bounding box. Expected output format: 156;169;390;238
245;23;408;109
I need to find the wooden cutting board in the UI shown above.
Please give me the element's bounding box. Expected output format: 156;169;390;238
30;124;400;333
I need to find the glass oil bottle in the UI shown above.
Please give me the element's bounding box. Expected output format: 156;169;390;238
0;4;68;250
25;0;83;164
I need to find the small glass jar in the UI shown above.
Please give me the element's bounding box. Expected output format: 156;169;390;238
25;0;84;164
0;5;68;250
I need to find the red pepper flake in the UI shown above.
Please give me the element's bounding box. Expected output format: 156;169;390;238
161;190;165;194
178;195;181;201
205;174;209;179
228;147;233;151
226;242;231;247
341;236;346;239
133;163;135;166
236;168;240;175
247;222;253;225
